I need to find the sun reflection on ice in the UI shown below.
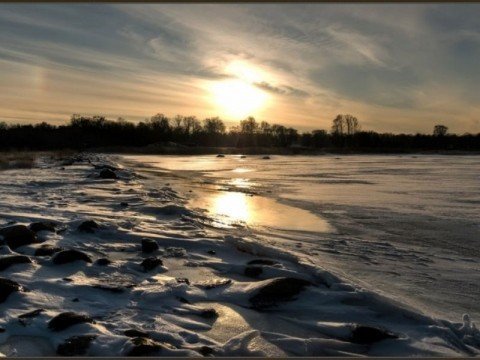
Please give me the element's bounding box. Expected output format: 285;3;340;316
213;192;251;224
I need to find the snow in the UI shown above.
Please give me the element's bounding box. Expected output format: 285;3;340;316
0;153;478;356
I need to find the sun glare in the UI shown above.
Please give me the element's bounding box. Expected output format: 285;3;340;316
210;79;268;119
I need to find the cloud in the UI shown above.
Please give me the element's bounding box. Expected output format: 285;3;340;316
254;81;310;98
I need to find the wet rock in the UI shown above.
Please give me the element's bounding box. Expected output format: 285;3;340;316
77;220;99;233
141;257;163;272
350;325;398;344
141;239;159;253
216;154;225;158
29;221;57;233
53;250;92;265
244;266;263;278
34;244;63;257
127;337;174;356
57;335;96;356
0;277;23;303
249;277;312;309
124;329;150;338
0;225;37;250
95;258;111;266
247;259;279;266
195;278;232;290
99;168;117;179
198;346;214;356
0;255;32;271
48;312;94;331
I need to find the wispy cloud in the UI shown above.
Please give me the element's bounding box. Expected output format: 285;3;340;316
0;4;479;133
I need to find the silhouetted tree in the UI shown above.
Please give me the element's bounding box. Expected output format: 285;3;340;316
433;124;448;137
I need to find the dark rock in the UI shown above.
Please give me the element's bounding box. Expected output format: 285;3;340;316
0;255;32;271
262;156;271;160
127;337;173;356
141;257;163;272
350;325;398;344
0;328;5;333
141;239;159;253
53;250;92;265
18;308;44;319
244;266;263;278
120;202;129;207
95;258;111;266
99;168;117;179
176;296;190;304
216;154;225;158
48;312;94;331
195;278;232;290
34;245;63;257
247;259;279;266
165;247;186;258
77;220;99;233
240;155;247;159
72;298;79;302
176;277;190;285
0;277;23;303
57;335;96;356
63;277;74;282
92;284;124;293
124;329;150;338
18;308;44;326
197;308;218;319
198;346;214;356
0;225;37;250
207;250;216;255
249;277;312;309
29;221;57;233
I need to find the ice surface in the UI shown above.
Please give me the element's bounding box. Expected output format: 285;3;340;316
0;153;478;356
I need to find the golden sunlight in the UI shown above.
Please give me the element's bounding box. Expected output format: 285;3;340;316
212;191;250;223
210;79;268;119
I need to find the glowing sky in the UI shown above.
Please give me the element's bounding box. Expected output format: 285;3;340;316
1;4;480;133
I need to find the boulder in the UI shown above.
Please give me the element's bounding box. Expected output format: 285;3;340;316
249;277;312;309
0;255;32;271
0;277;23;303
95;258;111;266
141;257;163;272
29;221;57;233
141;239;159;253
34;245;63;257
126;337;173;356
124;329;150;338
77;220;99;233
99;168;117;179
48;312;94;331
244;266;263;278
0;225;37;250
57;335;96;356
53;250;92;265
350;325;398;344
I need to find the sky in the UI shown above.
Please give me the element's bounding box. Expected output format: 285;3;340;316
0;4;479;134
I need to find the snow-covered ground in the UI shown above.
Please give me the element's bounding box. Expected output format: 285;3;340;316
0;153;479;357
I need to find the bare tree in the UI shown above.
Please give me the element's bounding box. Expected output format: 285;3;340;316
433;124;448;136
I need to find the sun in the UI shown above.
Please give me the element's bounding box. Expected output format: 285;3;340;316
210;79;268;119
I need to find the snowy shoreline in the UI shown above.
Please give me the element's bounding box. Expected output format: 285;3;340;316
0;153;479;357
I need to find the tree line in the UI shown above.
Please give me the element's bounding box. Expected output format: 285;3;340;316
0;113;478;152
